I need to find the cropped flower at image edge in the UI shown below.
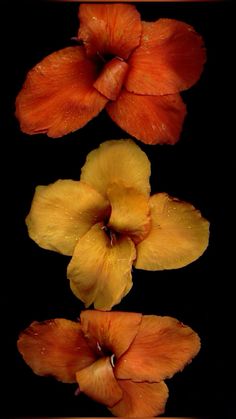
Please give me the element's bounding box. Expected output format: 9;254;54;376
16;3;206;144
26;139;210;310
17;310;201;417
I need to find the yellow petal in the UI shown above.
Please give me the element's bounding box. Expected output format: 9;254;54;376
135;193;209;270
17;319;96;383
107;182;151;244
110;380;168;417
26;180;110;256
76;357;123;408
67;223;136;310
80;139;151;198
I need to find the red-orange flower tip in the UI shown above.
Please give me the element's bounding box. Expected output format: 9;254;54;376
17;311;201;417
15;4;206;144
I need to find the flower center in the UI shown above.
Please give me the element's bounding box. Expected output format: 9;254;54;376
96;341;116;367
102;224;118;247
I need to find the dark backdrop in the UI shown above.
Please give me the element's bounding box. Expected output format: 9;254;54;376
1;1;233;418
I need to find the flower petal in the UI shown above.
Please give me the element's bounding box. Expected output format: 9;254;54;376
135;193;209;270
80;310;142;358
67;223;136;310
110;380;168;417
115;315;200;383
106;90;186;145
76;357;122;408
94;58;129;100
125;20;206;95
107;182;151;244
78;3;142;60
80;139;151;197
26;180;110;256
17;319;96;383
16;46;108;137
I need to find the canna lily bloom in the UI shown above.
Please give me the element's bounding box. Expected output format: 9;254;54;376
16;3;206;144
26;139;209;310
17;310;201;417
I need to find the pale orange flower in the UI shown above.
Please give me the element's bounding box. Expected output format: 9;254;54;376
17;310;201;417
26;139;209;310
16;3;206;144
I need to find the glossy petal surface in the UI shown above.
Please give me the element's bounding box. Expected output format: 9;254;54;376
76;357;122;407
126;20;206;95
110;380;168;417
78;3;142;59
135;193;209;270
16;47;107;137
116;315;200;382
107;90;186;144
17;319;96;383
67;223;136;310
26;180;109;256
80;139;151;197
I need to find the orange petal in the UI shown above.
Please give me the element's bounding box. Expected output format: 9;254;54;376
76;357;122;408
16;46;108;137
17;319;96;383
110;380;168;417
106;90;186;145
78;3;141;60
107;182;151;244
126;20;206;95
26;180;110;256
67;223;136;310
80;310;142;358
80;139;151;197
135;193;209;270
115;315;200;383
94;58;129;100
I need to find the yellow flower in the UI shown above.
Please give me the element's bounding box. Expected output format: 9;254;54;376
26;140;209;310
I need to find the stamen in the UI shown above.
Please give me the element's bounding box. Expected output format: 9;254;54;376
110;354;116;368
101;225;117;247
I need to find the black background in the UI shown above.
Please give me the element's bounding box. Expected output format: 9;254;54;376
1;1;233;418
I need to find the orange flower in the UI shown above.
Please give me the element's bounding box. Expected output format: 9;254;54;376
16;3;206;144
26;139;210;310
17;310;201;417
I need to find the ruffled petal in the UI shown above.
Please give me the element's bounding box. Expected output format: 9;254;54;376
80;310;142;358
107;182;151;244
16;46;108;137
80;139;151;197
125;20;206;95
110;380;168;417
76;357;122;408
78;3;142;60
106;90;186;145
94;58;129;100
26;180;110;256
67;223;136;310
116;315;200;383
17;319;96;383
135;193;209;270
